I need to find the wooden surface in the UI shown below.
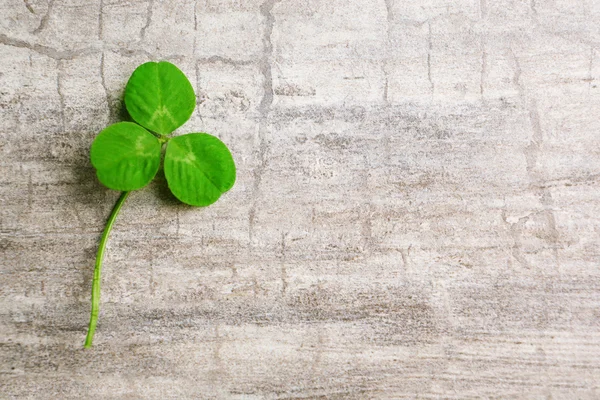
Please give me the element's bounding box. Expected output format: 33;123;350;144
1;0;600;398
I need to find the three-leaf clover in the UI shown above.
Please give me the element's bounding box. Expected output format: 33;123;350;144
84;61;236;348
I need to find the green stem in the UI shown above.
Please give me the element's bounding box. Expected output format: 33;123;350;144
84;191;130;348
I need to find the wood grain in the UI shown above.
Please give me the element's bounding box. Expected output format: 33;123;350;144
1;0;599;398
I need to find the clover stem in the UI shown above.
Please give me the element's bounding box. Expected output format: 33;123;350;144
84;191;131;348
158;134;169;144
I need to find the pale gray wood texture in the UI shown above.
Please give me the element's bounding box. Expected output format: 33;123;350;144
1;0;600;398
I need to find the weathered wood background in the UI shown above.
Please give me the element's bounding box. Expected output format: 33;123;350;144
1;0;600;398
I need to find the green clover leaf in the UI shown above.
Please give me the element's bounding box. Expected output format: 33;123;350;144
124;61;196;135
85;61;236;348
90;122;161;191
165;133;236;207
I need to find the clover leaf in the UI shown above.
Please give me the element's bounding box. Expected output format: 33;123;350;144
84;61;236;348
165;133;236;207
124;61;196;135
90;122;161;191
